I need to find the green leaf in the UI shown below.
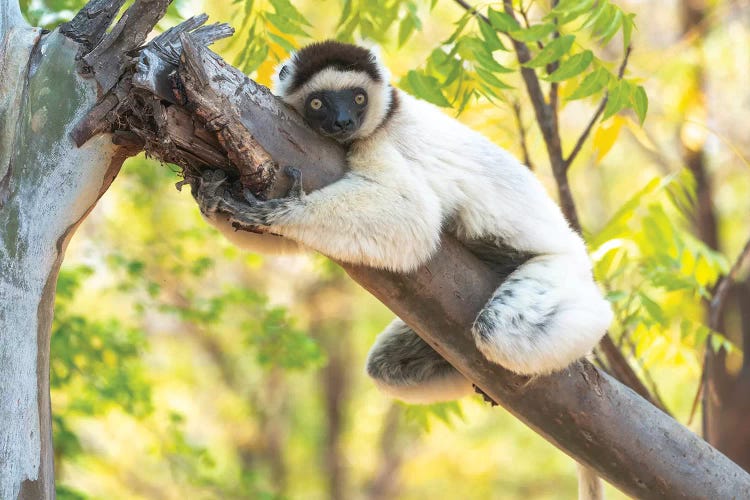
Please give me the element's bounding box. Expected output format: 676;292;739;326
638;292;666;324
510;23;556;42
488;7;520;32
550;0;597;25
602;79;630;120
524;34;575;68
336;0;352;28
631;85;648;124
406;71;452;107
581;0;609;30
479;17;507;51
475;66;513;89
268;32;296;53
398;16;415;47
265;12;310;37
622;13;635;49
269;0;312;26
445;11;472;44
567;66;610;100
544;50;593;82
589;4;616;37
600;8;623;43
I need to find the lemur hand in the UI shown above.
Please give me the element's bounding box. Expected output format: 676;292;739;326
193;169;230;216
196;167;305;227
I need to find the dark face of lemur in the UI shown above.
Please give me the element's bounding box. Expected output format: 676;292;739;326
303;87;368;142
273;40;394;144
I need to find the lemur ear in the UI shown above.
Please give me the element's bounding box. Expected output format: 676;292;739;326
358;40;392;83
272;57;294;97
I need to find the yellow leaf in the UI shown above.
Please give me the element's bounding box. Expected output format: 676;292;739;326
593;115;624;162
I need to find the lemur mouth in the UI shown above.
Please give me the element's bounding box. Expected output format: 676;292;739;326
321;129;356;143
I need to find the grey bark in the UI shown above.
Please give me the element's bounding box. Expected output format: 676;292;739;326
0;18;129;500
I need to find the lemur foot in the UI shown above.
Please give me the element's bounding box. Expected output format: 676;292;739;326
218;166;306;227
366;319;472;404
193;169;230;216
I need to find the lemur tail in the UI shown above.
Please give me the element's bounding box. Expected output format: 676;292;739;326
577;463;604;500
471;254;612;375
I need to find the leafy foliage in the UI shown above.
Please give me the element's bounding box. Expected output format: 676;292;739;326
403;401;465;433
231;0;311;74
335;0;430;45
399;1;646;124
160;286;325;370
590;170;735;368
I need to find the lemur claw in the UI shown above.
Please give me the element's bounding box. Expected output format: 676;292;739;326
243;188;259;204
284;166;304;198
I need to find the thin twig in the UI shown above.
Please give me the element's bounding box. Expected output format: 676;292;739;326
452;0;490;23
511;100;535;170
709;236;750;330
564;45;632;171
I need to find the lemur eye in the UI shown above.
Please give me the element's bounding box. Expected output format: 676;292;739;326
354;94;366;105
310;98;323;110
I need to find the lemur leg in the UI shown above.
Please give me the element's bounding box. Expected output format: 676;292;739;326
471;254;613;375
366;319;473;404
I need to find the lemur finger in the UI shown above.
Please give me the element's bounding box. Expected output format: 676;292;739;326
202;169;227;184
243;188;259;204
284;166;304;198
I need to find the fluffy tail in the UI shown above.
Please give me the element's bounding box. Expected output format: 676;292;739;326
471;253;613;374
577;463;604;500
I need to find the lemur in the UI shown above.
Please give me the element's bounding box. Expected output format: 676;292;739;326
194;40;614;405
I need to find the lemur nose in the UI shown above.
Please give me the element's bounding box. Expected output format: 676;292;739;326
333;119;354;132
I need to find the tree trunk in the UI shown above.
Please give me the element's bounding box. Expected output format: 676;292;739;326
0;4;136;497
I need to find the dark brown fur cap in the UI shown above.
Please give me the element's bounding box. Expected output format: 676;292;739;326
280;40;382;94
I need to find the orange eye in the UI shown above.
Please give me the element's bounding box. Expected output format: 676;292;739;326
310;98;323;110
354;94;366;105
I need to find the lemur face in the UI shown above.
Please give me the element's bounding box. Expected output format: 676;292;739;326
272;40;394;143
303;87;368;142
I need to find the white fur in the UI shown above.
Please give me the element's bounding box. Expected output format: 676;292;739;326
372;375;473;405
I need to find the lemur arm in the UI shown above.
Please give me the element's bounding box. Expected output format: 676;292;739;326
195;168;443;272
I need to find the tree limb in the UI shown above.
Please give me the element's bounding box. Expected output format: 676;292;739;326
709;236;750;330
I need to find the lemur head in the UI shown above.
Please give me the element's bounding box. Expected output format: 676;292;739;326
273;40;394;143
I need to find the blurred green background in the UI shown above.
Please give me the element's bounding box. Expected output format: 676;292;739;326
21;0;750;498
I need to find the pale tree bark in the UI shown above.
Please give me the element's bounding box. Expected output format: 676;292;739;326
1;1;750;499
0;3;133;497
